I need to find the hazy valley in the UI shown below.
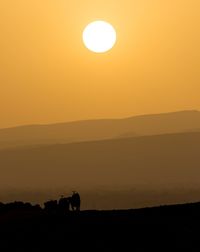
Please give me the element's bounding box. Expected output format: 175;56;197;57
1;110;200;209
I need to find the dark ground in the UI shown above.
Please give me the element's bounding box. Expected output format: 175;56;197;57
1;202;200;251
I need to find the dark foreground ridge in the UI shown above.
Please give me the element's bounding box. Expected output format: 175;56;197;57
0;201;200;251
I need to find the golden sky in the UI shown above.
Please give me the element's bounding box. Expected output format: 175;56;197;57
0;0;199;128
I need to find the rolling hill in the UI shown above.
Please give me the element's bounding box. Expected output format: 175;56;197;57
0;110;200;149
0;131;200;190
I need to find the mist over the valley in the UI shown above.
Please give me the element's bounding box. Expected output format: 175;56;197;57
1;110;200;209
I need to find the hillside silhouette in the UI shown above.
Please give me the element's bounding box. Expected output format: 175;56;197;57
0;110;200;149
0;201;200;251
1;111;200;250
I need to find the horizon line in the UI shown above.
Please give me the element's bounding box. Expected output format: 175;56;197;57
0;109;199;131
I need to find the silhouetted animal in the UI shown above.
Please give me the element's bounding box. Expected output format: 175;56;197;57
71;192;81;211
58;196;71;212
44;200;58;212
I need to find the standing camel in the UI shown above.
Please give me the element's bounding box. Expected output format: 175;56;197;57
70;191;81;211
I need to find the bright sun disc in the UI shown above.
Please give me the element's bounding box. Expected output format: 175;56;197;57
83;21;117;53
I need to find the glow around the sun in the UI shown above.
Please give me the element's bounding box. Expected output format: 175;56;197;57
83;21;117;53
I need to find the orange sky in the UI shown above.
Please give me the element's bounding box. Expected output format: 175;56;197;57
0;0;199;128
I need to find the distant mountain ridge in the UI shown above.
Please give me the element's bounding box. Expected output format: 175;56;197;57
1;131;200;189
0;110;200;149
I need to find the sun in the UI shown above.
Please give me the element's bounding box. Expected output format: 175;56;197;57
83;21;117;53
